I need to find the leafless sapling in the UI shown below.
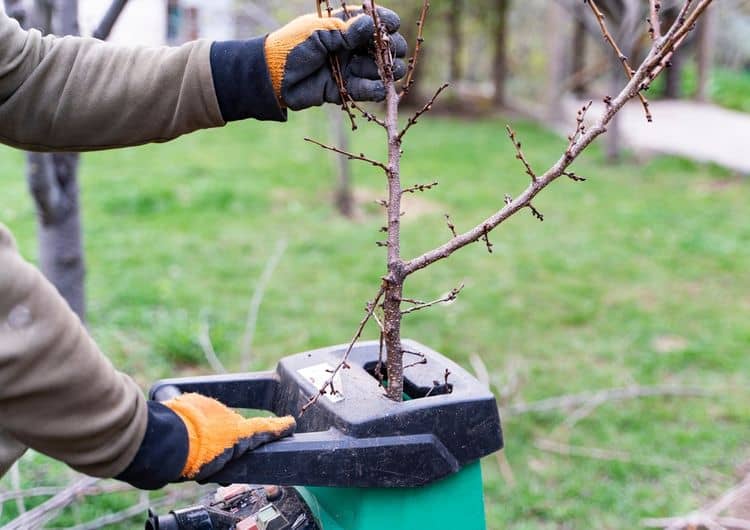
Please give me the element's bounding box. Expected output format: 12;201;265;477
304;0;716;405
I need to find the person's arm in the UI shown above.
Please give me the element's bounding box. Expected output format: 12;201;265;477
0;224;294;488
0;8;287;152
0;223;148;477
0;7;407;153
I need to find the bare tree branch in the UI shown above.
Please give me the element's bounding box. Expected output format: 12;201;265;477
400;283;463;315
400;0;430;98
398;83;449;141
585;0;653;122
403;0;712;277
301;285;386;412
648;0;663;40
506;125;537;182
304;137;389;173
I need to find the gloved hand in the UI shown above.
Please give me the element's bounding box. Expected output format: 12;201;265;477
264;6;408;110
164;393;296;481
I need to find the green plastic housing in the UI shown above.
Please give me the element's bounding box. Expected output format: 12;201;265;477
297;461;487;530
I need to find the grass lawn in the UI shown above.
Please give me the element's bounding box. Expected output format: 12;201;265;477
1;109;749;529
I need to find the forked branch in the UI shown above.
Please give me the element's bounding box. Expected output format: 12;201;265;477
305;0;714;405
403;0;713;276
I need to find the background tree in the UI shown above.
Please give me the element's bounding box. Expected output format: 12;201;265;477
3;0;128;321
491;0;511;107
6;0;86;319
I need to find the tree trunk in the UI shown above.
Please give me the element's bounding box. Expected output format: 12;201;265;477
571;14;587;97
663;50;684;99
448;0;463;84
605;60;623;164
19;0;87;319
694;5;716;102
29;153;86;318
491;0;510;107
545;1;567;121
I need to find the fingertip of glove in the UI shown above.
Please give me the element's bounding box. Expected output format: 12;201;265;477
347;77;386;103
344;13;376;49
375;7;401;33
393;58;407;81
278;415;297;436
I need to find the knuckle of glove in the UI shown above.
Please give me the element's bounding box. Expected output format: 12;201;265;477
166;394;296;479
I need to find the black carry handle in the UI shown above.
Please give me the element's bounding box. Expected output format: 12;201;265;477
149;372;281;412
148;374;460;487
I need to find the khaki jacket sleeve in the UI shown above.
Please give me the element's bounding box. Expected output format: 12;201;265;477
0;8;224;152
0;223;147;478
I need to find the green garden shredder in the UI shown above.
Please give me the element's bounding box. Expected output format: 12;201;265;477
145;339;503;530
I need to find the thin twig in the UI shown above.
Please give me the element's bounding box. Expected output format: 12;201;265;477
304;137;389;173
398;83;449;141
402;181;438;194
481;226;494;253
349;99;387;128
528;203;544;222
648;0;662;40
445;214;458;237
400;0;430;98
316;1;358;130
586;0;653;122
400;283;463;315
644;1;714;86
566;100;593;158
403;357;427;369
506;125;536;182
239;238;287;370
301;285;386;412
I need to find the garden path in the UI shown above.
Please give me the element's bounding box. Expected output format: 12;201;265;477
567;98;750;174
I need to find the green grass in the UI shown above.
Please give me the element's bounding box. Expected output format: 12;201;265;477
2;110;750;529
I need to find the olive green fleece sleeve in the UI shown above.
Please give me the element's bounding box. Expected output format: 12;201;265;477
0;223;148;478
0;8;224;152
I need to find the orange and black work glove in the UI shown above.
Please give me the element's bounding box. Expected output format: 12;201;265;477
208;7;405;122
264;6;407;110
166;393;296;481
116;394;295;489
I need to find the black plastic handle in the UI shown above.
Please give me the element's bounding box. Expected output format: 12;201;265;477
149;374;460;487
204;429;459;487
149;372;281;412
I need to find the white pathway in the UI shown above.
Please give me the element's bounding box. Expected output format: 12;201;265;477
566;99;750;175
